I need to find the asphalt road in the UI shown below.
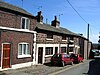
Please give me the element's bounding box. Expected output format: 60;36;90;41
49;60;89;75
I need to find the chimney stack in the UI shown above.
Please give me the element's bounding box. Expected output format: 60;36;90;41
36;11;43;24
51;16;60;28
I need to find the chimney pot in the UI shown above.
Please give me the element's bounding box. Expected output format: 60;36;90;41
51;16;60;28
36;11;43;24
55;16;57;21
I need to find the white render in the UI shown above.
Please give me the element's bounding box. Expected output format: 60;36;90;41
36;44;68;64
11;62;33;69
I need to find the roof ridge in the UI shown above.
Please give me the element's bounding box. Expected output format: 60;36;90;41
0;1;33;16
0;1;24;11
36;22;78;36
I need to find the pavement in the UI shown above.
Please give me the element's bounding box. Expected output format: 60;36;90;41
0;61;86;75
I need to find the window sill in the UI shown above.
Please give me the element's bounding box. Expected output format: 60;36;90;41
46;38;53;41
20;29;30;31
62;40;67;41
69;52;74;53
45;55;53;57
69;40;74;42
17;55;31;58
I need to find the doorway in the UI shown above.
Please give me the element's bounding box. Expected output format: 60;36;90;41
38;47;43;64
2;43;11;69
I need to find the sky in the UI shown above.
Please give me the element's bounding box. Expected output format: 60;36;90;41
2;0;100;43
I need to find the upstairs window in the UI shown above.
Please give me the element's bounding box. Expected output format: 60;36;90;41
62;35;66;40
47;33;53;39
21;17;30;29
69;37;74;40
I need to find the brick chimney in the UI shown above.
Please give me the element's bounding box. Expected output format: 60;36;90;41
36;11;43;24
51;16;60;28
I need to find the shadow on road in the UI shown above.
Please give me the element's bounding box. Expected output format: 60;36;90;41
44;62;61;67
87;59;100;75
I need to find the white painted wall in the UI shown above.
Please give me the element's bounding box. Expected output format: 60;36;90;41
36;44;68;64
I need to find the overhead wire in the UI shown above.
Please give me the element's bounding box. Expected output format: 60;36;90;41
65;0;88;24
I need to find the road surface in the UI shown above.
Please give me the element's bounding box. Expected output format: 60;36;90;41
49;60;89;75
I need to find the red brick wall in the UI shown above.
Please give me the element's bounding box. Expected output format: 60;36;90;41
0;10;36;31
0;31;33;65
0;9;36;66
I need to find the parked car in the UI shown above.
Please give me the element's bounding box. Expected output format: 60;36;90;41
70;54;84;63
51;53;73;67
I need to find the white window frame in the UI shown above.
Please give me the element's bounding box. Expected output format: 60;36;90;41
18;42;31;58
21;17;30;30
45;47;53;55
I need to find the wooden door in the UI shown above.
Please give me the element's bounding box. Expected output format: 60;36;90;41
2;44;11;69
38;47;43;64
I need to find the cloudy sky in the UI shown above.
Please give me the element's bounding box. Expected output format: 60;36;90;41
3;0;100;43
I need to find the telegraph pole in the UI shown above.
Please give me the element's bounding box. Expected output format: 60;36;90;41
87;24;89;59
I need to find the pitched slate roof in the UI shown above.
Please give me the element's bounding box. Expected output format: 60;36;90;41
35;22;80;36
0;1;33;16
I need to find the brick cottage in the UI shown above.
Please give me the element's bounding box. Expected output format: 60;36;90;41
0;1;36;70
0;1;91;70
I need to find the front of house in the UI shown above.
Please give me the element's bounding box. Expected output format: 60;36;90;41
0;1;36;70
0;1;91;70
34;11;81;64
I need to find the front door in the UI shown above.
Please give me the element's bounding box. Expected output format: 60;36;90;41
2;43;11;69
38;47;43;64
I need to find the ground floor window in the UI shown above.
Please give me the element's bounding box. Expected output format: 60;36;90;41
45;47;53;55
61;47;66;53
69;47;73;52
18;43;30;56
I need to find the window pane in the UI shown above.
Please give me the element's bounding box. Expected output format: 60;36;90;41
45;47;53;55
69;37;73;40
47;33;53;39
27;44;30;54
69;47;73;52
62;35;66;40
61;47;66;53
22;18;25;29
26;19;29;29
23;44;26;54
18;44;22;55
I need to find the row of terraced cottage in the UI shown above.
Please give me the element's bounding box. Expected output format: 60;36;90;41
0;1;92;70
